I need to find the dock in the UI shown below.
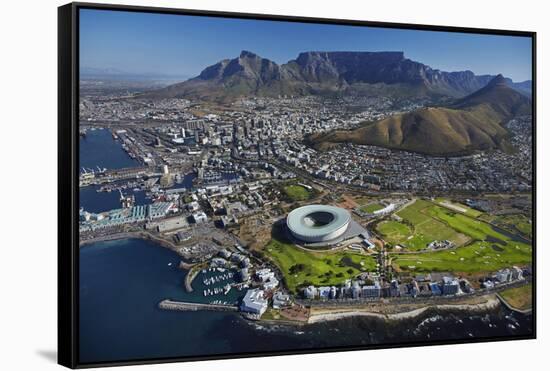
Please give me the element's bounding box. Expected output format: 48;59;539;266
158;299;239;312
182;263;201;293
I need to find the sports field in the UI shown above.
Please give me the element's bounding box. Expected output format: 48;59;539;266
282;184;311;201
435;197;483;217
264;238;376;293
360;203;385;213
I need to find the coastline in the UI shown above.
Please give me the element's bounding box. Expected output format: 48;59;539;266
183;263;203;292
80;234;531;324
80;231;182;254
306;295;502;324
496;293;533;315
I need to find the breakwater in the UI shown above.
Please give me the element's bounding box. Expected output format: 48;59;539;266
158;299;239;312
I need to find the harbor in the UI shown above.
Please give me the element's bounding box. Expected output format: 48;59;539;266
79;238;533;364
191;266;248;305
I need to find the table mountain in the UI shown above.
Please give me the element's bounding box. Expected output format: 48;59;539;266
140;51;529;101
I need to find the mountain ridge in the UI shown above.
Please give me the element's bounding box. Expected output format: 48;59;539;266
307;75;532;155
140;50;531;101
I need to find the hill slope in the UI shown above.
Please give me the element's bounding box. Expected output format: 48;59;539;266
308;75;531;155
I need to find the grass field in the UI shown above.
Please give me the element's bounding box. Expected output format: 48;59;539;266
391;200;468;250
376;220;412;245
264;238;376;293
391;201;532;273
391;239;531;272
499;284;532;311
282;184;312;201
360;203;385;213
435;198;483;218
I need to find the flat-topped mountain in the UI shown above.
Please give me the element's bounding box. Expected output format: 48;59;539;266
140;51;530;101
308;75;532;155
289;51;493;95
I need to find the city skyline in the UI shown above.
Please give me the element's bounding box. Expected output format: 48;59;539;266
80;9;532;82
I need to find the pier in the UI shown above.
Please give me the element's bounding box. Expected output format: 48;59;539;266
80;166;161;186
158;299;239;312
183;263;201;293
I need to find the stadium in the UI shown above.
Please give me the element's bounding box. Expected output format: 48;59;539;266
286;205;366;246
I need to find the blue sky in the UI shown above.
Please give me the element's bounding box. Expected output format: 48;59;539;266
80;9;532;82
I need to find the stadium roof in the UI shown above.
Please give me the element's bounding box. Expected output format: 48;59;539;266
287;205;350;239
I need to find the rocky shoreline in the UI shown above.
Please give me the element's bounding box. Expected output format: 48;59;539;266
79;234;530;325
80;231;181;253
306;295;501;324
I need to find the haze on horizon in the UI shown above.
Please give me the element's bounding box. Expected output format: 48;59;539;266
80;9;533;82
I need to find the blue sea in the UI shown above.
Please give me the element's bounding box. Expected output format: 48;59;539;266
79;128;138;170
78;128;195;213
79;238;533;364
78;127;533;364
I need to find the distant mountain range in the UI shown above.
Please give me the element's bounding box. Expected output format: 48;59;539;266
307;75;532;155
81;66;191;81
140;50;532;101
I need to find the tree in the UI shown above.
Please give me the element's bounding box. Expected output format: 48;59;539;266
289;263;306;275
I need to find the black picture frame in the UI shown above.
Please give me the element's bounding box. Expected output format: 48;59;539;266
58;2;537;368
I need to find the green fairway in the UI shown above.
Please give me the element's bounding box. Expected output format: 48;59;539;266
427;206;505;242
360;203;385;213
391;201;532;273
264;238;376;293
391;240;531;272
282;184;312;201
392;200;468;250
376;220;412;245
435;197;483;218
396;199;433;224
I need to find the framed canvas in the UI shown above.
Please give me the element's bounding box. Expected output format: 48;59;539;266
58;2;536;368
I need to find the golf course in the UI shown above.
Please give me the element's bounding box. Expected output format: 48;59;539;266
263;236;377;293
376;199;469;251
388;199;532;273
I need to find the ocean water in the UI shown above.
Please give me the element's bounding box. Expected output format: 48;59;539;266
79;185;151;214
79;128;197;213
79;239;533;364
78;126;533;364
79;128;138;170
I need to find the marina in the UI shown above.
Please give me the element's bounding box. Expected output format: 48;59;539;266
194;268;243;302
79;238;533;364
